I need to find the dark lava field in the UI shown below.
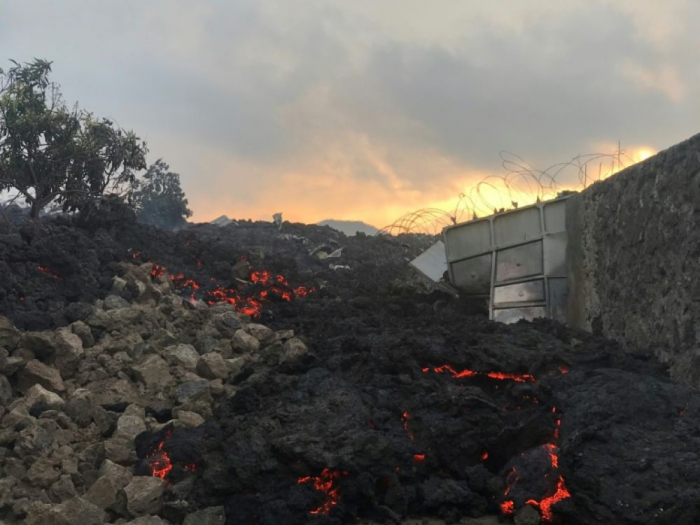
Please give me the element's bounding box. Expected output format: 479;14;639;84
2;210;699;525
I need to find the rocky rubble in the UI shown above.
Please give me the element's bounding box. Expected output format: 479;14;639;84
0;260;287;524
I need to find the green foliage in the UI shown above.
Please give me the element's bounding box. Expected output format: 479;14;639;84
0;59;147;217
134;159;192;230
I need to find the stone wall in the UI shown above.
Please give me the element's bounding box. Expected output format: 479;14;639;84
567;132;700;386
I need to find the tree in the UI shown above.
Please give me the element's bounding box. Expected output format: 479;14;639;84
0;59;147;218
62;114;147;213
134;159;192;230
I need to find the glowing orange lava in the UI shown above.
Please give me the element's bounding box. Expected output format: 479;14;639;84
401;411;414;441
134;255;315;318
150;264;167;279
148;440;173;480
526;475;571;522
413;453;426;463
297;468;348;515
426;363;571;521
146;429;196;481
500;500;515;514
500;409;571;522
423;364;535;383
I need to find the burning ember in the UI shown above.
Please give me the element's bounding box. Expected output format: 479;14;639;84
297;468;348;516
36;265;64;281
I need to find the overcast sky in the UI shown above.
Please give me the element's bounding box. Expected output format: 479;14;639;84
1;1;698;226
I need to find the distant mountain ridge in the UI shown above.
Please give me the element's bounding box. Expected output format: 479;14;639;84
317;219;379;236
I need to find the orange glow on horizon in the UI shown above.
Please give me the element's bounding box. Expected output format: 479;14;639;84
188;145;657;233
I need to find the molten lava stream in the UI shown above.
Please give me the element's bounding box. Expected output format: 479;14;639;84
500;408;571;522
422;362;571;521
139;255;316;318
422;364;535;383
148;440;173;480
145;428;197;482
297;468;348;516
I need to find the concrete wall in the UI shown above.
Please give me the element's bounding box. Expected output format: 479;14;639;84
567;132;700;386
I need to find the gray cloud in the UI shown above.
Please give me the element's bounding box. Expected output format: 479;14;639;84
0;0;698;222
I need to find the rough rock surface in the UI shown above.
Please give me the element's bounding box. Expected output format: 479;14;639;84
0;210;698;524
567;132;700;387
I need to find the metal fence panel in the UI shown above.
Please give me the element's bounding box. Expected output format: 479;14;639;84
450;253;492;295
443;196;571;325
444;219;491;262
543;232;567;278
494;207;541;246
493;280;545;306
495;241;543;282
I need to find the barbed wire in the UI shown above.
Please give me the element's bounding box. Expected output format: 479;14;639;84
380;144;645;235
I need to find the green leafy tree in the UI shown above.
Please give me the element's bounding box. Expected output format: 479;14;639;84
134;159;192;230
63;114;147;212
0;59;147;218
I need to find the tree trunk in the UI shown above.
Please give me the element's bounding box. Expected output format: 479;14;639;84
0;204;11;229
30;200;41;219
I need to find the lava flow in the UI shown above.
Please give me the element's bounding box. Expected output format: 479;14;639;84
401;411;414;441
145;428;198;482
424;363;571;522
422;364;535;383
297;468;348;515
147;433;173;480
500;407;571;522
137;254;315;318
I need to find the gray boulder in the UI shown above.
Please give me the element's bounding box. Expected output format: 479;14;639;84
196;353;229;380
51;327;84;378
232;329;259;353
164;344;199;371
17;360;65;394
183;506;226;525
42;497;107;525
24;384;65;412
0;316;20;350
132;355;173;389
85;459;133;511
124;476;167;517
